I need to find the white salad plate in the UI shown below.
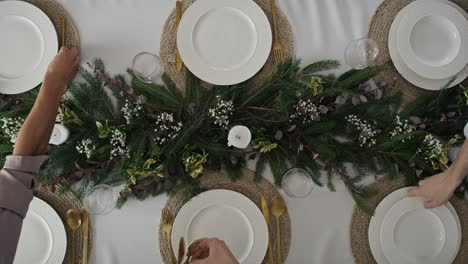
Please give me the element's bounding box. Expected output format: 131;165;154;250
14;197;67;264
397;0;468;79
177;0;272;85
389;0;468;90
0;1;58;94
171;189;268;264
369;188;461;264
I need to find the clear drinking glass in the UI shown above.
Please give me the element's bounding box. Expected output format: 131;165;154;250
132;52;164;83
344;37;379;69
281;168;314;198
83;184;117;215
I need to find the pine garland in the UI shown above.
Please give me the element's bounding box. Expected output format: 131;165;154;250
1;58;467;212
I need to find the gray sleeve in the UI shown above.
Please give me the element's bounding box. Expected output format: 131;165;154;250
0;155;49;264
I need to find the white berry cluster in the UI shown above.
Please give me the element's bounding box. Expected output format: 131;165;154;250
110;129;127;159
290;99;319;124
0;117;24;143
121;100;143;125
346;115;377;147
208;96;234;129
154;112;183;145
76;138;96;159
389;116;414;142
417;134;444;161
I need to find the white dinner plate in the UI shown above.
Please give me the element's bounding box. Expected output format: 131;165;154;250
369;187;461;264
177;0;272;85
171;189;268;264
0;1;58;94
389;0;468;90
397;0;468;79
380;197;459;264
14;197;67;264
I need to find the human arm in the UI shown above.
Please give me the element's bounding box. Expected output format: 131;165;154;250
189;238;239;264
409;139;468;208
0;47;80;263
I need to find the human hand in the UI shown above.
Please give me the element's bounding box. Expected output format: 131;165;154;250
408;170;462;208
189;238;239;264
43;47;80;93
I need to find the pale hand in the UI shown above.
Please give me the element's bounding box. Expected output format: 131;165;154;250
190;238;239;264
408;170;461;208
44;47;80;94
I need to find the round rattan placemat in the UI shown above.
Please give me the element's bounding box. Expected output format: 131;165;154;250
368;0;468;104
160;0;294;94
158;169;291;264
350;177;468;264
35;185;92;264
22;0;80;48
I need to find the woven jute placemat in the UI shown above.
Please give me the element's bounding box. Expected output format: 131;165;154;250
350;177;468;264
160;0;294;94
35;185;92;264
22;0;80;48
158;169;291;264
368;0;468;104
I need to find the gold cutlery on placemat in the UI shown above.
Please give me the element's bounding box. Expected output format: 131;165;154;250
178;237;185;264
60;16;66;47
162;209;176;264
175;0;183;72
270;0;283;62
66;209;82;264
261;196;275;264
81;209;89;264
271;194;286;264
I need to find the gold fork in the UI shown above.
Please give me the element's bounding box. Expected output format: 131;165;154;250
270;0;283;62
162;208;176;264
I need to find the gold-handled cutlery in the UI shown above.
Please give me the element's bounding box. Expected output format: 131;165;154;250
66;209;82;264
162;209;176;264
60;17;66;48
81;209;89;264
271;194;286;264
175;0;184;72
261;196;274;264
178;237;185;264
270;0;283;62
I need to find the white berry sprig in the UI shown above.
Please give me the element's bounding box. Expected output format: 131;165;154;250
346;115;378;147
154;112;183;145
208;96;234;129
290;99;319;124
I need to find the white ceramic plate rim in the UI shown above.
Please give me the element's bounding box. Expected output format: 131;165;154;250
380;197;458;264
0;1;58;95
14;197;67;264
388;0;468;90
368;187;461;264
171;189;268;264
397;0;468;79
177;0;272;85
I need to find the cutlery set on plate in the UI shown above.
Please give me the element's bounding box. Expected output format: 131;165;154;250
173;0;283;85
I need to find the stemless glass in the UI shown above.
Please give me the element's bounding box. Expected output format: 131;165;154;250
281;168;314;198
344;37;379;69
83;184;117;215
132;52;164;83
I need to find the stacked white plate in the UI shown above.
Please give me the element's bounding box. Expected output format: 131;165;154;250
177;0;272;86
389;0;468;90
171;189;268;264
0;1;58;95
14;197;67;264
369;188;461;264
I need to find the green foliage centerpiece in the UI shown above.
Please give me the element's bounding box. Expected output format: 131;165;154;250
0;58;467;212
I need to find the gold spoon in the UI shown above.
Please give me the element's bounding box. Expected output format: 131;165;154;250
66;209;82;264
271;195;286;264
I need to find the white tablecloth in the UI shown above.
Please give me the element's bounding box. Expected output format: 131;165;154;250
54;1;382;263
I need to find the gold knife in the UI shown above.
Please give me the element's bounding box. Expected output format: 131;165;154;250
178;237;185;264
176;1;183;72
261;196;274;264
81;209;89;264
60;17;66;48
